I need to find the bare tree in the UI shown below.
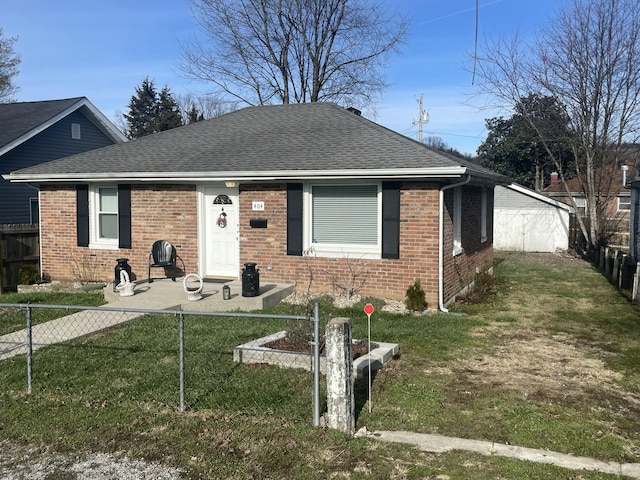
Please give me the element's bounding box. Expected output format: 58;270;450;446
181;0;407;112
174;92;238;122
473;0;640;249
0;27;20;102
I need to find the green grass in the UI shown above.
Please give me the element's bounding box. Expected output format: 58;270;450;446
0;290;105;335
0;253;639;479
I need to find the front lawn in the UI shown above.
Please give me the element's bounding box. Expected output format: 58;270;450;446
1;252;638;479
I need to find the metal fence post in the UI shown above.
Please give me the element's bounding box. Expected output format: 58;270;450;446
179;312;185;412
26;305;32;394
633;262;640;302
313;302;320;427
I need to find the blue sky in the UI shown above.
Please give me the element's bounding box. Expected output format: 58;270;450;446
3;0;566;155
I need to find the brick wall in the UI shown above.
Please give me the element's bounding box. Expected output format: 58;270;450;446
239;182;490;305
40;181;493;305
442;186;494;304
39;184;198;284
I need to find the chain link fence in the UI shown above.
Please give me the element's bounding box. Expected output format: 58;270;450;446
0;303;322;425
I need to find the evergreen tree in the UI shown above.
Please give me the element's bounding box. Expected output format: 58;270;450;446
124;78;183;139
157;86;183;132
478;95;573;191
186;103;205;124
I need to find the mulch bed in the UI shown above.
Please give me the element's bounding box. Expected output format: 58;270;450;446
264;332;376;360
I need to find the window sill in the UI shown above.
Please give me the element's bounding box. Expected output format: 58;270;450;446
90;242;119;251
307;245;381;260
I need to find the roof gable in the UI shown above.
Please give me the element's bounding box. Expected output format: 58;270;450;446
0;97;126;156
502;183;574;212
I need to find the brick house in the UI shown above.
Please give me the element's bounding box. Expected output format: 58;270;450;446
544;157;637;248
4;103;508;309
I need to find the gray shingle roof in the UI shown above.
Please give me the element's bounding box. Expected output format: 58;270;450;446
0;98;85;149
0;97;127;156
7;102;506;183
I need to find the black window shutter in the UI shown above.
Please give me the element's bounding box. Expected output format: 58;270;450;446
382;182;401;259
287;183;303;256
118;184;132;249
76;184;89;247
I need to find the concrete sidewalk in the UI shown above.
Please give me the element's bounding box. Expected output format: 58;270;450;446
360;429;640;479
0;308;141;361
0;278;294;361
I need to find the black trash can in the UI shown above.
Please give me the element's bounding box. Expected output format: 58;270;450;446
242;262;260;297
114;258;132;292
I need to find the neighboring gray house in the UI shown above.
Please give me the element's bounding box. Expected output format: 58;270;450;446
0;98;126;224
494;183;574;252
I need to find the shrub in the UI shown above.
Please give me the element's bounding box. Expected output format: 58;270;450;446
405;279;426;311
19;263;40;285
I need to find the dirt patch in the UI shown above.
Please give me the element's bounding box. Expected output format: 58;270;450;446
430;330;635;407
437;253;640;412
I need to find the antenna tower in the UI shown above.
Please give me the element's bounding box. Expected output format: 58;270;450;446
412;94;429;143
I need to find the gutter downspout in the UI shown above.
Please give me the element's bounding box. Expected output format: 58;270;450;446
438;175;471;312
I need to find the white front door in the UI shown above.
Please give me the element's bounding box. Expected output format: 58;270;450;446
202;186;239;278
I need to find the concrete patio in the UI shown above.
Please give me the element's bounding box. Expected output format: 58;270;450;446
103;277;295;312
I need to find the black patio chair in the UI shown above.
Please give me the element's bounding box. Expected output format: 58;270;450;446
148;240;177;283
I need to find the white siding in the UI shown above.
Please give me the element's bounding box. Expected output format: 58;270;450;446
494;185;572;253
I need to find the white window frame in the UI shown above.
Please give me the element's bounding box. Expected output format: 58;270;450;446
573;196;587;215
89;184;119;250
453;187;462;256
481;186;488;243
303;181;382;259
71;123;81;140
618;195;631;212
30;197;39;224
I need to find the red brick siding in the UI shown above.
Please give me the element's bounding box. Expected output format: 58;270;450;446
239;183;446;305
39;184;198;283
442;186;494;304
40;182;493;305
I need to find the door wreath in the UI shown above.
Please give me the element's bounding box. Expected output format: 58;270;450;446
217;211;228;228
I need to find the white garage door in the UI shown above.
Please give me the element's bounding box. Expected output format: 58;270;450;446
494;210;569;252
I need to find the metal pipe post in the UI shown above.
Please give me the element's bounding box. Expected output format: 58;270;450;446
313;302;321;427
179;312;185;412
26;306;32;395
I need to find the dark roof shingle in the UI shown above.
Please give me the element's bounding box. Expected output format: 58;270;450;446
0;98;84;149
8;102;507;183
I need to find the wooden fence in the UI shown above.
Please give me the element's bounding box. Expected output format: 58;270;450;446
0;224;40;293
593;246;640;302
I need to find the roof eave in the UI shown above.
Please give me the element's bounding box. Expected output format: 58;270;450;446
5;167;475;183
504;183;576;212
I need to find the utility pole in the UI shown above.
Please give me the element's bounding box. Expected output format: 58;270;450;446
412;94;429;144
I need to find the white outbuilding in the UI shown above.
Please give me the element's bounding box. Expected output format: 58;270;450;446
494;184;574;253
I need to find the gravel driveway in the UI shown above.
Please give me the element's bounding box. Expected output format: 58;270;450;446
0;441;184;479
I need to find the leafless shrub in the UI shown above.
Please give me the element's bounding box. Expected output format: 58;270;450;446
331;255;369;300
69;253;102;284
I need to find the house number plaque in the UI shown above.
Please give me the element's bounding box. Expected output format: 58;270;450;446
252;201;265;211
